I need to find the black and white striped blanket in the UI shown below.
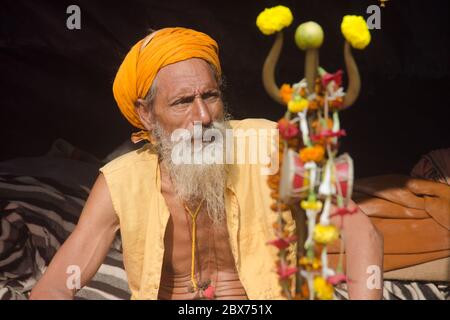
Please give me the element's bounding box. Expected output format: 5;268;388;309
334;281;449;300
0;154;130;300
0;142;448;300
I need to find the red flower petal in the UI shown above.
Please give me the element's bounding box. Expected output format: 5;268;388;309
327;273;347;285
330;206;358;218
267;235;297;249
277;264;298;279
278;119;300;140
311;129;346;142
203;285;215;299
322;70;343;88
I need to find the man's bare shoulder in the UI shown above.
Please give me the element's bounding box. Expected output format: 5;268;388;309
100;143;158;174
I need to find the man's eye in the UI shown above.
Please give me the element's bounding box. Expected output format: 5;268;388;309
173;98;192;106
202;91;220;100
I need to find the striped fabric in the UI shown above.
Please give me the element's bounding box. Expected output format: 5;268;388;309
0;155;130;300
75;250;131;300
334;281;450;300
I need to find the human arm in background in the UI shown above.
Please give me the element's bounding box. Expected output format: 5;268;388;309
29;173;119;299
331;200;384;300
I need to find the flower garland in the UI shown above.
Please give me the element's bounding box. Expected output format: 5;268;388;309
258;6;371;300
270;73;350;300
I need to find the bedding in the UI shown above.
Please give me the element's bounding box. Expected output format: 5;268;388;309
0;139;130;299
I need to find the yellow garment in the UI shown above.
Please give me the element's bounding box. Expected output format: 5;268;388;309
99;119;296;299
112;27;221;132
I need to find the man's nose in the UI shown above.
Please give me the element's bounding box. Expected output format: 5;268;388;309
191;97;212;126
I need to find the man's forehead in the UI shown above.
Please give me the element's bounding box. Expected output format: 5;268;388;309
155;58;218;93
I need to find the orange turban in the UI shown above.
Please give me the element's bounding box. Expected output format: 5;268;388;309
112;27;221;142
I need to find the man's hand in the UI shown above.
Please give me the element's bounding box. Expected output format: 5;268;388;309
29;173;119;299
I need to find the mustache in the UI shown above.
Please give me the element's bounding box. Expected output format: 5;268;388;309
172;121;227;143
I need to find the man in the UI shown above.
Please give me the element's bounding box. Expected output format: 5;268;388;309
30;27;383;300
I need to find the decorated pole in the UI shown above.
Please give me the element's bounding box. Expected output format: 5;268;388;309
257;6;371;299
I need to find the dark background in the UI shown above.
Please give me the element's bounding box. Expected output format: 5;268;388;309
0;0;448;178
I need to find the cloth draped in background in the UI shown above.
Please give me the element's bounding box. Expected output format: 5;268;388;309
329;148;450;280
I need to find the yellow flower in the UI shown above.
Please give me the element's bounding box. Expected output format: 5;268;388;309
299;256;322;270
256;5;293;35
314;276;334;300
341;15;371;49
313;224;339;244
299;145;325;163
288;98;309;113
300;199;323;211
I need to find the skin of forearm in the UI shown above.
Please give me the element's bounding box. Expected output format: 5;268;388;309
342;213;384;300
29;224;116;300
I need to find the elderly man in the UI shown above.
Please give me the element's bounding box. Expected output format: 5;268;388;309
30;27;383;300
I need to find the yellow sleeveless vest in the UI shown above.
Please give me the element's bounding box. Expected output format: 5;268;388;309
99;119;295;299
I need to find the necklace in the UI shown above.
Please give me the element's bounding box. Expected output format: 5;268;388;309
183;199;216;299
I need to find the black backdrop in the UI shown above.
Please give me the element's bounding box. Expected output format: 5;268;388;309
1;0;449;178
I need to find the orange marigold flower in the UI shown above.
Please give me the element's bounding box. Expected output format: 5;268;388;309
299;256;322;270
312;118;333;131
299;145;325;163
329;96;344;109
280;84;293;104
270;190;280;200
270;202;289;212
308;99;319;110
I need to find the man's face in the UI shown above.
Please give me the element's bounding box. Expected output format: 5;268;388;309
149;58;224;135
135;58;228;224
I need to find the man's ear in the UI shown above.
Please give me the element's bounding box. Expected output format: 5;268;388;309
135;98;154;131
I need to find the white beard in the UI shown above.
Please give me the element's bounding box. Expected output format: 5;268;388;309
152;120;229;225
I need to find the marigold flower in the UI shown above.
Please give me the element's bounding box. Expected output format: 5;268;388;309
270;190;279;200
299;145;325;163
279;84;293;104
313;276;334;300
270;202;289;212
312;118;333;131
267;174;280;189
300;199;323;211
329;96;344;109
341;15;371;50
299;256;322;270
313;224;339;244
256;5;293;35
308;99;319;110
288;98;309;113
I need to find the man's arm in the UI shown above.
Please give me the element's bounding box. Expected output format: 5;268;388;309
29;173;119;299
331;202;384;300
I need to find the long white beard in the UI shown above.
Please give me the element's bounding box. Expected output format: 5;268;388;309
152;120;229;225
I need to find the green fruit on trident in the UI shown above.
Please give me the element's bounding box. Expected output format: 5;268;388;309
295;21;324;50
